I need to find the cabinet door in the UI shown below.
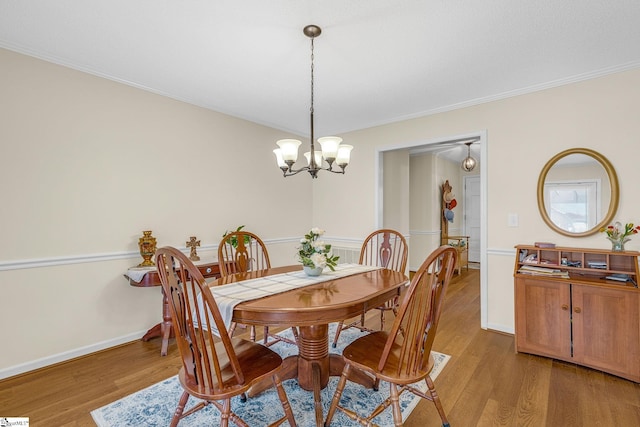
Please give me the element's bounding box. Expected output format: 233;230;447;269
571;284;640;381
515;277;572;360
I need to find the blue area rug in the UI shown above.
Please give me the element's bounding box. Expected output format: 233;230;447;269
91;323;450;426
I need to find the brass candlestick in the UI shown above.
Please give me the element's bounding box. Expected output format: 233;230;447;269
186;236;201;261
138;230;157;267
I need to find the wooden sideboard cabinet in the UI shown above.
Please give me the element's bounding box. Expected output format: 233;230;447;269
514;244;640;382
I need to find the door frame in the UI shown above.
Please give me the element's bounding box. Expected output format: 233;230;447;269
375;130;489;329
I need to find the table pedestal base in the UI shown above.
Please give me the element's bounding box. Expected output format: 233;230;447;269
248;324;375;427
140;320;174;356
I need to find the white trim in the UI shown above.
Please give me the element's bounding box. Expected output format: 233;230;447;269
486;323;514;335
322;236;362;246
0;330;147;380
487;247;517;257
408;230;441;236
0;238;302;271
0;251;141;271
479;130;489;329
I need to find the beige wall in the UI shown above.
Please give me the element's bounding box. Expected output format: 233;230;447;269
382;149;410;233
311;67;640;333
409;153;437;269
0;48;311;376
2;45;640;378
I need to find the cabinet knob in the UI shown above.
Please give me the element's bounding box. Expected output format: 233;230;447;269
561;304;569;311
574;307;582;313
206;267;212;274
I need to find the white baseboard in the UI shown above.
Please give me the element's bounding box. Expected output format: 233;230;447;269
485;323;514;335
0;330;148;380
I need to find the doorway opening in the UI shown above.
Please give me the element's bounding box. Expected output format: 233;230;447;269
375;131;488;329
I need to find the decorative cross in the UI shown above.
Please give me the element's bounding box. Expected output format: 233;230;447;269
186;236;201;261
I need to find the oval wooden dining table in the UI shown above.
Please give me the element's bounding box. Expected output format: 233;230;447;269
207;265;408;427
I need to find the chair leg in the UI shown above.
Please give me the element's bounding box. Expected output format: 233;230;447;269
220;398;231;427
170;391;190;427
229;322;237;338
325;363;351;426
272;373;297;427
331;320;345;348
264;326;299;347
389;383;403;426
426;375;450;427
312;362;323;427
263;326;270;345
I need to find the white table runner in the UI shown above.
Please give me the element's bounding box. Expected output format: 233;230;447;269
201;263;382;336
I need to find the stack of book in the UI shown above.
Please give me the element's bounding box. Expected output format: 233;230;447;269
605;273;631;282
518;265;570;278
604;273;638;287
588;261;607;269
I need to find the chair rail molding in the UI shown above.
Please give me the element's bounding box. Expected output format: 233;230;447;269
0;237;355;271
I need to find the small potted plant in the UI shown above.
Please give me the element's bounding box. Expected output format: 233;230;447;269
222;225;250;248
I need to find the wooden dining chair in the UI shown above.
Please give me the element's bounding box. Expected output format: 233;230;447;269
324;245;457;427
218;230;298;347
218;230;272;277
155;247;297;427
332;229;408;348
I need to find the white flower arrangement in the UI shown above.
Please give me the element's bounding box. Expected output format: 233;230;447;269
297;228;339;270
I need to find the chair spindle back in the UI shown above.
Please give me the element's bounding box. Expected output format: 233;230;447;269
218;231;271;277
379;245;457;376
359;229;408;274
156;247;244;393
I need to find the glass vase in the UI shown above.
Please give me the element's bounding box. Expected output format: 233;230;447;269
611;240;625;252
303;266;323;276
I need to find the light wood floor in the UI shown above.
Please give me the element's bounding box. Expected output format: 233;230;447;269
3;268;640;426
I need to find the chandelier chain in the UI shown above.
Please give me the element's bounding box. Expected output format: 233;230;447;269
310;36;315;116
273;25;352;178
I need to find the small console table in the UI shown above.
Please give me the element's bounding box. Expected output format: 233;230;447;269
125;258;221;356
443;235;469;275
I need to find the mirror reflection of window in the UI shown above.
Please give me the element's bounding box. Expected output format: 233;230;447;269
544;180;600;232
537;148;619;237
543;153;610;232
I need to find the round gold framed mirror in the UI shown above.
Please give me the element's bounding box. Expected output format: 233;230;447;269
537;148;619;237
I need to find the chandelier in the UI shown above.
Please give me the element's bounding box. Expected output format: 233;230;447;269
461;141;477;172
273;25;353;179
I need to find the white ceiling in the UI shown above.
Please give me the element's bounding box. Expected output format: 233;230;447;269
1;0;639;143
